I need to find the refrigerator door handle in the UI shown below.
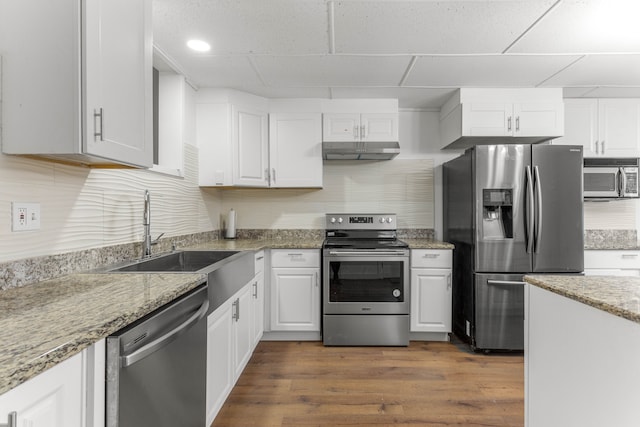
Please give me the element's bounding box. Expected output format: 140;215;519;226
487;280;526;286
525;166;534;254
534;166;543;253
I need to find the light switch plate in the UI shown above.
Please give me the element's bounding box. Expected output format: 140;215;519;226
12;202;41;231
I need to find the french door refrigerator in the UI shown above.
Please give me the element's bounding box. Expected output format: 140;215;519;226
443;144;584;351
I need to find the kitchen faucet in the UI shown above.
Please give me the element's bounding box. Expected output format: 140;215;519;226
143;190;164;257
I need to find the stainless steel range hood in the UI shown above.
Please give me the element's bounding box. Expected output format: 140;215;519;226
322;141;400;160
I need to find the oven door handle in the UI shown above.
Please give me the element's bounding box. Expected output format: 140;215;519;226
328;250;407;256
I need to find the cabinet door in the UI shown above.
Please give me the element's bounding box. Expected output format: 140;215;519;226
251;272;265;348
269;113;323;188
554;99;598;156
514;102;564;138
598;99;640;157
410;268;452;333
462;103;512;136
270;267;320;331
233;107;269;186
84;0;153;167
0;352;83;427
361;113;399;141
206;302;234;426
322;113;360;141
233;285;253;380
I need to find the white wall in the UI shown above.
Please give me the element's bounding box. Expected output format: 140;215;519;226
0;144;221;264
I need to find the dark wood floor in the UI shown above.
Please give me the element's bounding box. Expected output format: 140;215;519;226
211;339;524;427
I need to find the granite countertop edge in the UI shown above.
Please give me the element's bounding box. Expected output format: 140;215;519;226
0;272;206;395
524;274;640;325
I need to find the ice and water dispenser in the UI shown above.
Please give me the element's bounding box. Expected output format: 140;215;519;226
482;189;513;239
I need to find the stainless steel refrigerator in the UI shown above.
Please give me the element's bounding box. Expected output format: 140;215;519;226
443;144;584;351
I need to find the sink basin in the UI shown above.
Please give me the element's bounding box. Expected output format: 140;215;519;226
111;250;240;272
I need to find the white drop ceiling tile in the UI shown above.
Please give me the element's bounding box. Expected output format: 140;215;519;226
333;1;558;54
153;0;329;55
331;87;456;109
405;55;582;87
253;56;411;86
562;87;600;98
541;54;640;86
510;0;640;54
172;56;263;88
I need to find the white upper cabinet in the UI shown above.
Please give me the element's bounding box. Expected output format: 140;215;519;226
233;107;269;187
556;98;640;157
269;113;323;188
440;88;564;149
0;0;153;168
197;91;323;188
322;113;399;142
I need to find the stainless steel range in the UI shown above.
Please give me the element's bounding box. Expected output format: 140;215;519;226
322;213;410;346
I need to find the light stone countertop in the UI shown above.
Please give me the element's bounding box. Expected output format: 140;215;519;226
184;238;454;251
524;275;640;324
0;237;453;396
403;239;454;250
0;272;206;395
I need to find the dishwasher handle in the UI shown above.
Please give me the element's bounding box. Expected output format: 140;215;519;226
121;298;209;367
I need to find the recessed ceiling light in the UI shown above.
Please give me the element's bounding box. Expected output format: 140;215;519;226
187;39;211;52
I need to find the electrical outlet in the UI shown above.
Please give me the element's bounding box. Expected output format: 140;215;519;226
12;202;41;231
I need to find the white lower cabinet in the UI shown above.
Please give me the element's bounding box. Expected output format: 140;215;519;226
206;279;259;426
410;249;453;340
251;251;265;347
584;250;640;276
0;351;84;427
270;250;321;332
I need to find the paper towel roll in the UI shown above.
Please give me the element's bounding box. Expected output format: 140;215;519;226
225;208;236;239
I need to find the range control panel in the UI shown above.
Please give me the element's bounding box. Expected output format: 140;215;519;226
325;213;397;230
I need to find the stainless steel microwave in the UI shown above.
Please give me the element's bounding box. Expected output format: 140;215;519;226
583;158;639;199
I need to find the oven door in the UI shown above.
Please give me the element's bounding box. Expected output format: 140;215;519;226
583;167;620;198
322;250;409;315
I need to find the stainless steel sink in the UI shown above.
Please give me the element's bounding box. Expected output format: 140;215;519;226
110;250;241;272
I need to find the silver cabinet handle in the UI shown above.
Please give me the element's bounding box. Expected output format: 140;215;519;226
265;168;270;183
507;116;512;132
422;253;440;258
353;125;358;139
233;298;240;322
360;124;366;140
121;299;209;367
487;280;525;286
515;116;520;132
255;255;264;261
253;281;258;298
595;141;600;154
287;253;303;257
601;140;605;154
94;108;104;141
622;254;639;259
272;168;276;184
0;412;17;427
315;271;319;287
447;274;452;290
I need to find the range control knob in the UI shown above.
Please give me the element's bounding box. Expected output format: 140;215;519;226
330;217;336;224
387;217;393;223
337;217;343;223
379;217;385;223
392;289;401;298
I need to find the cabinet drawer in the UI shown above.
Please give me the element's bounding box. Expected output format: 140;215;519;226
271;249;320;268
411;250;452;268
254;250;265;274
584;250;640;269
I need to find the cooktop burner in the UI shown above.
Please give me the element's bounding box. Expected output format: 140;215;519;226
323;213;407;250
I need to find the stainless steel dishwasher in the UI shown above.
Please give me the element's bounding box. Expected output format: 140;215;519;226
106;283;208;427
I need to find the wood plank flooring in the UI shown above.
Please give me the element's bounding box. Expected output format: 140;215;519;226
211;339;524;427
